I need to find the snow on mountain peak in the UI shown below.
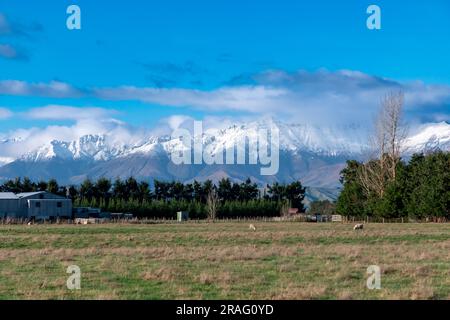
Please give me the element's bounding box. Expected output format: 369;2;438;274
404;121;450;154
7;120;450;164
21;134;128;162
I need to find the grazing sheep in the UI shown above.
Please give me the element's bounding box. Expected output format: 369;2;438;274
249;224;256;231
353;223;364;230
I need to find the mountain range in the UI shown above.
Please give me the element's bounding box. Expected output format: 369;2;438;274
0;120;449;202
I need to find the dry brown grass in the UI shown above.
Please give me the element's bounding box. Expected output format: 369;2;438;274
0;222;448;299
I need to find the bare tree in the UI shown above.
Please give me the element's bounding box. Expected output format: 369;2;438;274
359;91;407;197
206;189;219;221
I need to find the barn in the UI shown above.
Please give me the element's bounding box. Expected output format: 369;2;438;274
0;191;72;220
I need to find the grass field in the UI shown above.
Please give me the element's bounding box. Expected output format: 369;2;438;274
0;222;449;300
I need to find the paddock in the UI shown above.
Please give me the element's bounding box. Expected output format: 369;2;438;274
0;222;448;299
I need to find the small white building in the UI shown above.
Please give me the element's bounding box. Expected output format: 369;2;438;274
0;191;72;220
331;214;343;222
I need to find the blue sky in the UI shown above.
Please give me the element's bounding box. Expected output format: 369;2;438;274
0;0;449;143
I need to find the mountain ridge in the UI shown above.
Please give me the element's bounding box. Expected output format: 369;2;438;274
0;121;448;191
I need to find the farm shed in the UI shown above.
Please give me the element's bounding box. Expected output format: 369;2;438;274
0;191;72;219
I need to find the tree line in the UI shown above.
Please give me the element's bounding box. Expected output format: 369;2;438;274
336;92;449;219
0;177;306;219
337;151;449;218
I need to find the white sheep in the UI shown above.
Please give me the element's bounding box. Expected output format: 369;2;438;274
353;223;364;230
249;224;257;231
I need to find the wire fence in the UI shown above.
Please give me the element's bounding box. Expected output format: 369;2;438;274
0;215;448;225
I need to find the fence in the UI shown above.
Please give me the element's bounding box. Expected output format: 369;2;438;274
1;215;448;225
341;216;448;224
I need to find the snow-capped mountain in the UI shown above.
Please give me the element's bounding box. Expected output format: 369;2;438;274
17;121;369;162
0;120;448;189
20;135;130;162
404;121;450;154
0;157;14;167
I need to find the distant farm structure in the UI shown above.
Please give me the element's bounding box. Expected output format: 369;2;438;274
0;191;72;220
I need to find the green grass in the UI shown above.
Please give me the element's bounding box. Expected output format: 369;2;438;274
0;222;448;299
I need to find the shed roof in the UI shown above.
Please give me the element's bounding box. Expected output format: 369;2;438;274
0;191;62;200
0;192;18;200
16;192;46;198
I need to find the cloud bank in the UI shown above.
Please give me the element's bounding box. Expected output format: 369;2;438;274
0;105;136;160
0;69;449;161
0;80;83;98
23;105;118;121
1;70;449;126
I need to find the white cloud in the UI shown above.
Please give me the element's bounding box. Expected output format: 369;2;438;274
95;86;287;113
0;67;447;166
0;80;82;98
0;107;13;119
0;106;133;160
165;115;194;130
23;105;117;121
92;70;450;125
0;69;448;128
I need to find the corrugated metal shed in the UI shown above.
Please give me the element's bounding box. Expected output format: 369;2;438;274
0;193;19;200
0;191;72;219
